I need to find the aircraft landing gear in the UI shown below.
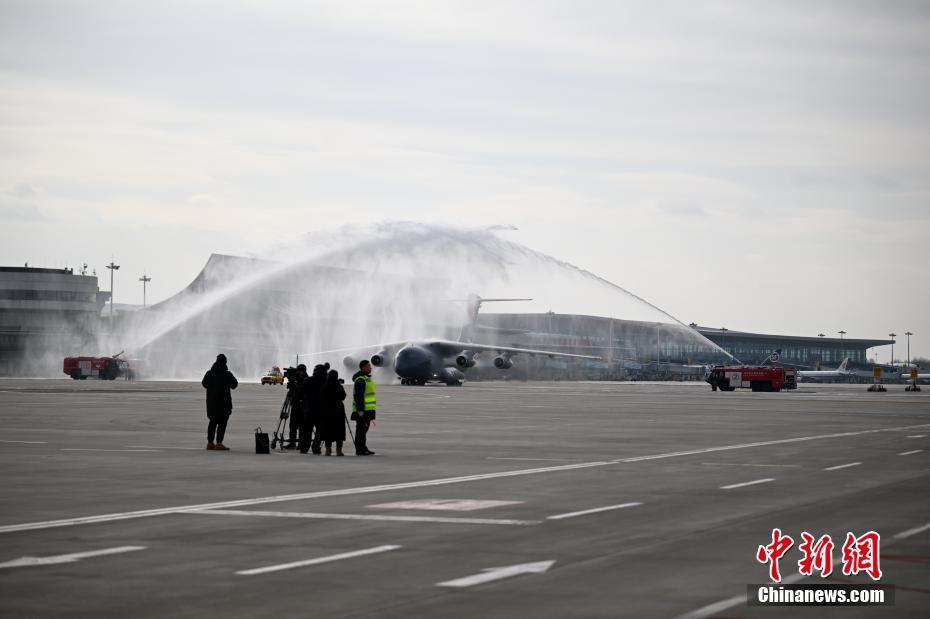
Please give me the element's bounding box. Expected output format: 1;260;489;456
401;378;428;386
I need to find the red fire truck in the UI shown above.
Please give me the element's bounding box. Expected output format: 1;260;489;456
706;365;797;392
63;352;132;380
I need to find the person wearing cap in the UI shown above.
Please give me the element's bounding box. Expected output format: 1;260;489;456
201;353;238;450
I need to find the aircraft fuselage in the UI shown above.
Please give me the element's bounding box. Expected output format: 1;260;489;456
390;343;466;385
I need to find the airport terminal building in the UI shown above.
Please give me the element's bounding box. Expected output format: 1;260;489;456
691;326;891;369
0;266;108;375
477;314;894;380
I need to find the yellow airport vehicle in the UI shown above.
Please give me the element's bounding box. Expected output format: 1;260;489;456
261;366;284;385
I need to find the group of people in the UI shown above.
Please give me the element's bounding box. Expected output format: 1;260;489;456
201;354;376;456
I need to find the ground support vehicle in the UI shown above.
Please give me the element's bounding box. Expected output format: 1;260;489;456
706;366;797;392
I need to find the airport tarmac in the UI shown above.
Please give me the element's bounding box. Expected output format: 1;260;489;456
0;379;927;618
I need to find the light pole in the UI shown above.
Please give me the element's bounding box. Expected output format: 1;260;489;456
106;261;120;318
139;273;152;307
818;333;825;367
905;331;913;367
838;330;846;340
889;333;896;366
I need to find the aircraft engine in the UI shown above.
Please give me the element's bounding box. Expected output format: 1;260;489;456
493;355;514;370
342;356;358;370
456;353;477;368
370;353;387;367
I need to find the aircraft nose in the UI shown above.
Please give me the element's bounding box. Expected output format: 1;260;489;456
395;346;431;379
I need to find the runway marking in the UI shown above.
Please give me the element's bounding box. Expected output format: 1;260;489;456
547;502;641;520
674;572;807;619
720;478;774;490
906;434;925;438
367;499;523;512
487;457;580;462
613;421;930;464
125;445;205;450
236;545;400;576
0;440;47;444
3;421;929;535
60;448;162;452
898;449;923;456
437;560;555;588
0;546;145;569
823;462;861;471
186;509;537;526
895;523;930;540
700;462;800;468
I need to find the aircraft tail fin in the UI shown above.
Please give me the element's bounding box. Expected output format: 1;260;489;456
460;295;532;342
838;357;850;372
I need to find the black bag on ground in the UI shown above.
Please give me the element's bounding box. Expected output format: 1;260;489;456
254;427;270;454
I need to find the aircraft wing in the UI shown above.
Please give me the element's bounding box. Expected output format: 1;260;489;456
297;342;409;358
431;340;601;360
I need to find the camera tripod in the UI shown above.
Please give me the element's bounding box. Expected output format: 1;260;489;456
270;392;292;451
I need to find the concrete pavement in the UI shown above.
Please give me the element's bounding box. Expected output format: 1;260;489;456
0;379;927;617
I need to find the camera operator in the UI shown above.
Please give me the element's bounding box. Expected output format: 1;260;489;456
285;364;307;449
298;364;327;454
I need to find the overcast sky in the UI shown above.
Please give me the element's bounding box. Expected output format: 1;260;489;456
1;1;927;358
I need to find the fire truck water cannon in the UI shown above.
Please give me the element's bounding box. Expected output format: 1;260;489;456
706;365;797;392
63;351;133;380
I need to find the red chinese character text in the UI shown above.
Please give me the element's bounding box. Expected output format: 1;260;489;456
757;528;795;582
798;532;834;577
841;531;882;581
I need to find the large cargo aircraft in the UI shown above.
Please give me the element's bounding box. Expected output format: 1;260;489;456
324;296;600;386
344;339;599;385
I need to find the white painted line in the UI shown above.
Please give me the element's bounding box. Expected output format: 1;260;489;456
673;572;807;619
61;448;161;452
125;445;205;450
701;462;800;468
824;462;861;471
894;523;930;540
898;449;923;456
0;546;145;569
487;457;579;462
547;502;641;520
184;509;539;526
3;420;929;535
0;440;47;444
367;499;523;512
237;545;400;576
437;560;555;588
906;434;925;438
720;478;774;490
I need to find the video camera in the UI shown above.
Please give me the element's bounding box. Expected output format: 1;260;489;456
282;366;300;390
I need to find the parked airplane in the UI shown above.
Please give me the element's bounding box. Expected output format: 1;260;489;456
345;339;599;385
314;296;600;386
797;358;851;381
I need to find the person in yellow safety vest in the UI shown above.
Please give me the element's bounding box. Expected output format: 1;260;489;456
351;359;377;456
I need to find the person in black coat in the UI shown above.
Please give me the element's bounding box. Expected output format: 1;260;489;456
298;364;326;454
201;354;238;451
320;369;347;456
